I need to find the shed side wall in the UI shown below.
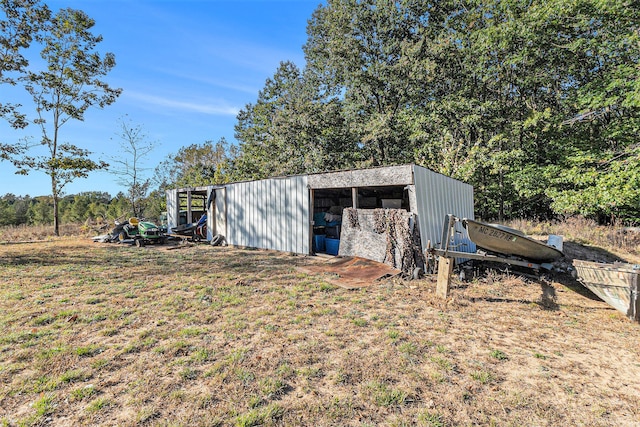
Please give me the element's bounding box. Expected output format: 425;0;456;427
413;166;476;253
215;187;227;238
225;176;310;254
165;189;179;231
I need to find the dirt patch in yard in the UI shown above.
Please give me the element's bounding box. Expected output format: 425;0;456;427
0;238;638;426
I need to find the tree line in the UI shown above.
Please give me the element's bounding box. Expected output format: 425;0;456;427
0;192;129;227
2;0;639;228
230;0;640;223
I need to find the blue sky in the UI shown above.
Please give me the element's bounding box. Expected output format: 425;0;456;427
1;0;322;197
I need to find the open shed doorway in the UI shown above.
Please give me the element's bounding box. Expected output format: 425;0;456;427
177;189;207;226
311;185;410;255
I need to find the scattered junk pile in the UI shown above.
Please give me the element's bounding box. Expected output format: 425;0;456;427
169;213;208;242
92;217;166;247
431;214;639;323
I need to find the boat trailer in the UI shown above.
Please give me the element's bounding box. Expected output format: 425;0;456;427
428;214;557;298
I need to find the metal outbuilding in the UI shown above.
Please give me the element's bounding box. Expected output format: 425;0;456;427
165;164;475;260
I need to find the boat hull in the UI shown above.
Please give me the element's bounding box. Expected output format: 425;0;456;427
463;219;563;262
573;260;640;322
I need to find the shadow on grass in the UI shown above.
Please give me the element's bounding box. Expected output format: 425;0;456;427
0;243;301;279
457;237;632;311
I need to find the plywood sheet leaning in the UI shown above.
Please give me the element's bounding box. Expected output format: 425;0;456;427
339;208;425;276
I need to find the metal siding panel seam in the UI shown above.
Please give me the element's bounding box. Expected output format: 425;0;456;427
228;185;235;246
300;177;307;254
245;181;252;248
236;183;242;247
259;180;265;250
252;180;258;249
294;177;300;254
284;179;289;252
291;178;298;254
277;179;282;251
298;177;304;254
289;178;295;253
249;181;253;247
273;179;278;251
235;183;242;247
240;182;246;247
303;176;310;254
283;179;288;252
238;182;242;247
236;182;241;247
289;178;295;252
256;180;261;249
281;179;287;253
227;185;233;245
269;179;275;251
265;179;271;250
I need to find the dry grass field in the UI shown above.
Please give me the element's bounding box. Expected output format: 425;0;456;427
1;220;639;426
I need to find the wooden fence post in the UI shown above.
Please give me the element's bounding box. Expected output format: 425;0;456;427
436;256;453;299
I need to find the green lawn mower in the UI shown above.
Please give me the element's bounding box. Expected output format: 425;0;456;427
118;217;166;247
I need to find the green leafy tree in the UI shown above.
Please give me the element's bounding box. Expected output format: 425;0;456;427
60;191;110;223
233;61;359;180
154;138;234;190
0;193;31;225
541;0;640;223
143;189;167;224
27;195;52;225
304;0;434;166
105;192;131;222
232;0;639;222
14;8;121;235
0;0;50;158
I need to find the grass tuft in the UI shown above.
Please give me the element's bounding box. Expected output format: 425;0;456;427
490;349;507;360
86;397;111;413
234;404;284;427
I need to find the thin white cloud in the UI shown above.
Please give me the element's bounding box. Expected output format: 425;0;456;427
150;68;260;96
124;91;240;116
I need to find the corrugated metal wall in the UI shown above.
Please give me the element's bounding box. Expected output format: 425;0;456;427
165;189;179;230
413;165;476;253
206;186;216;240
225;175;310;254
214;187;226;239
